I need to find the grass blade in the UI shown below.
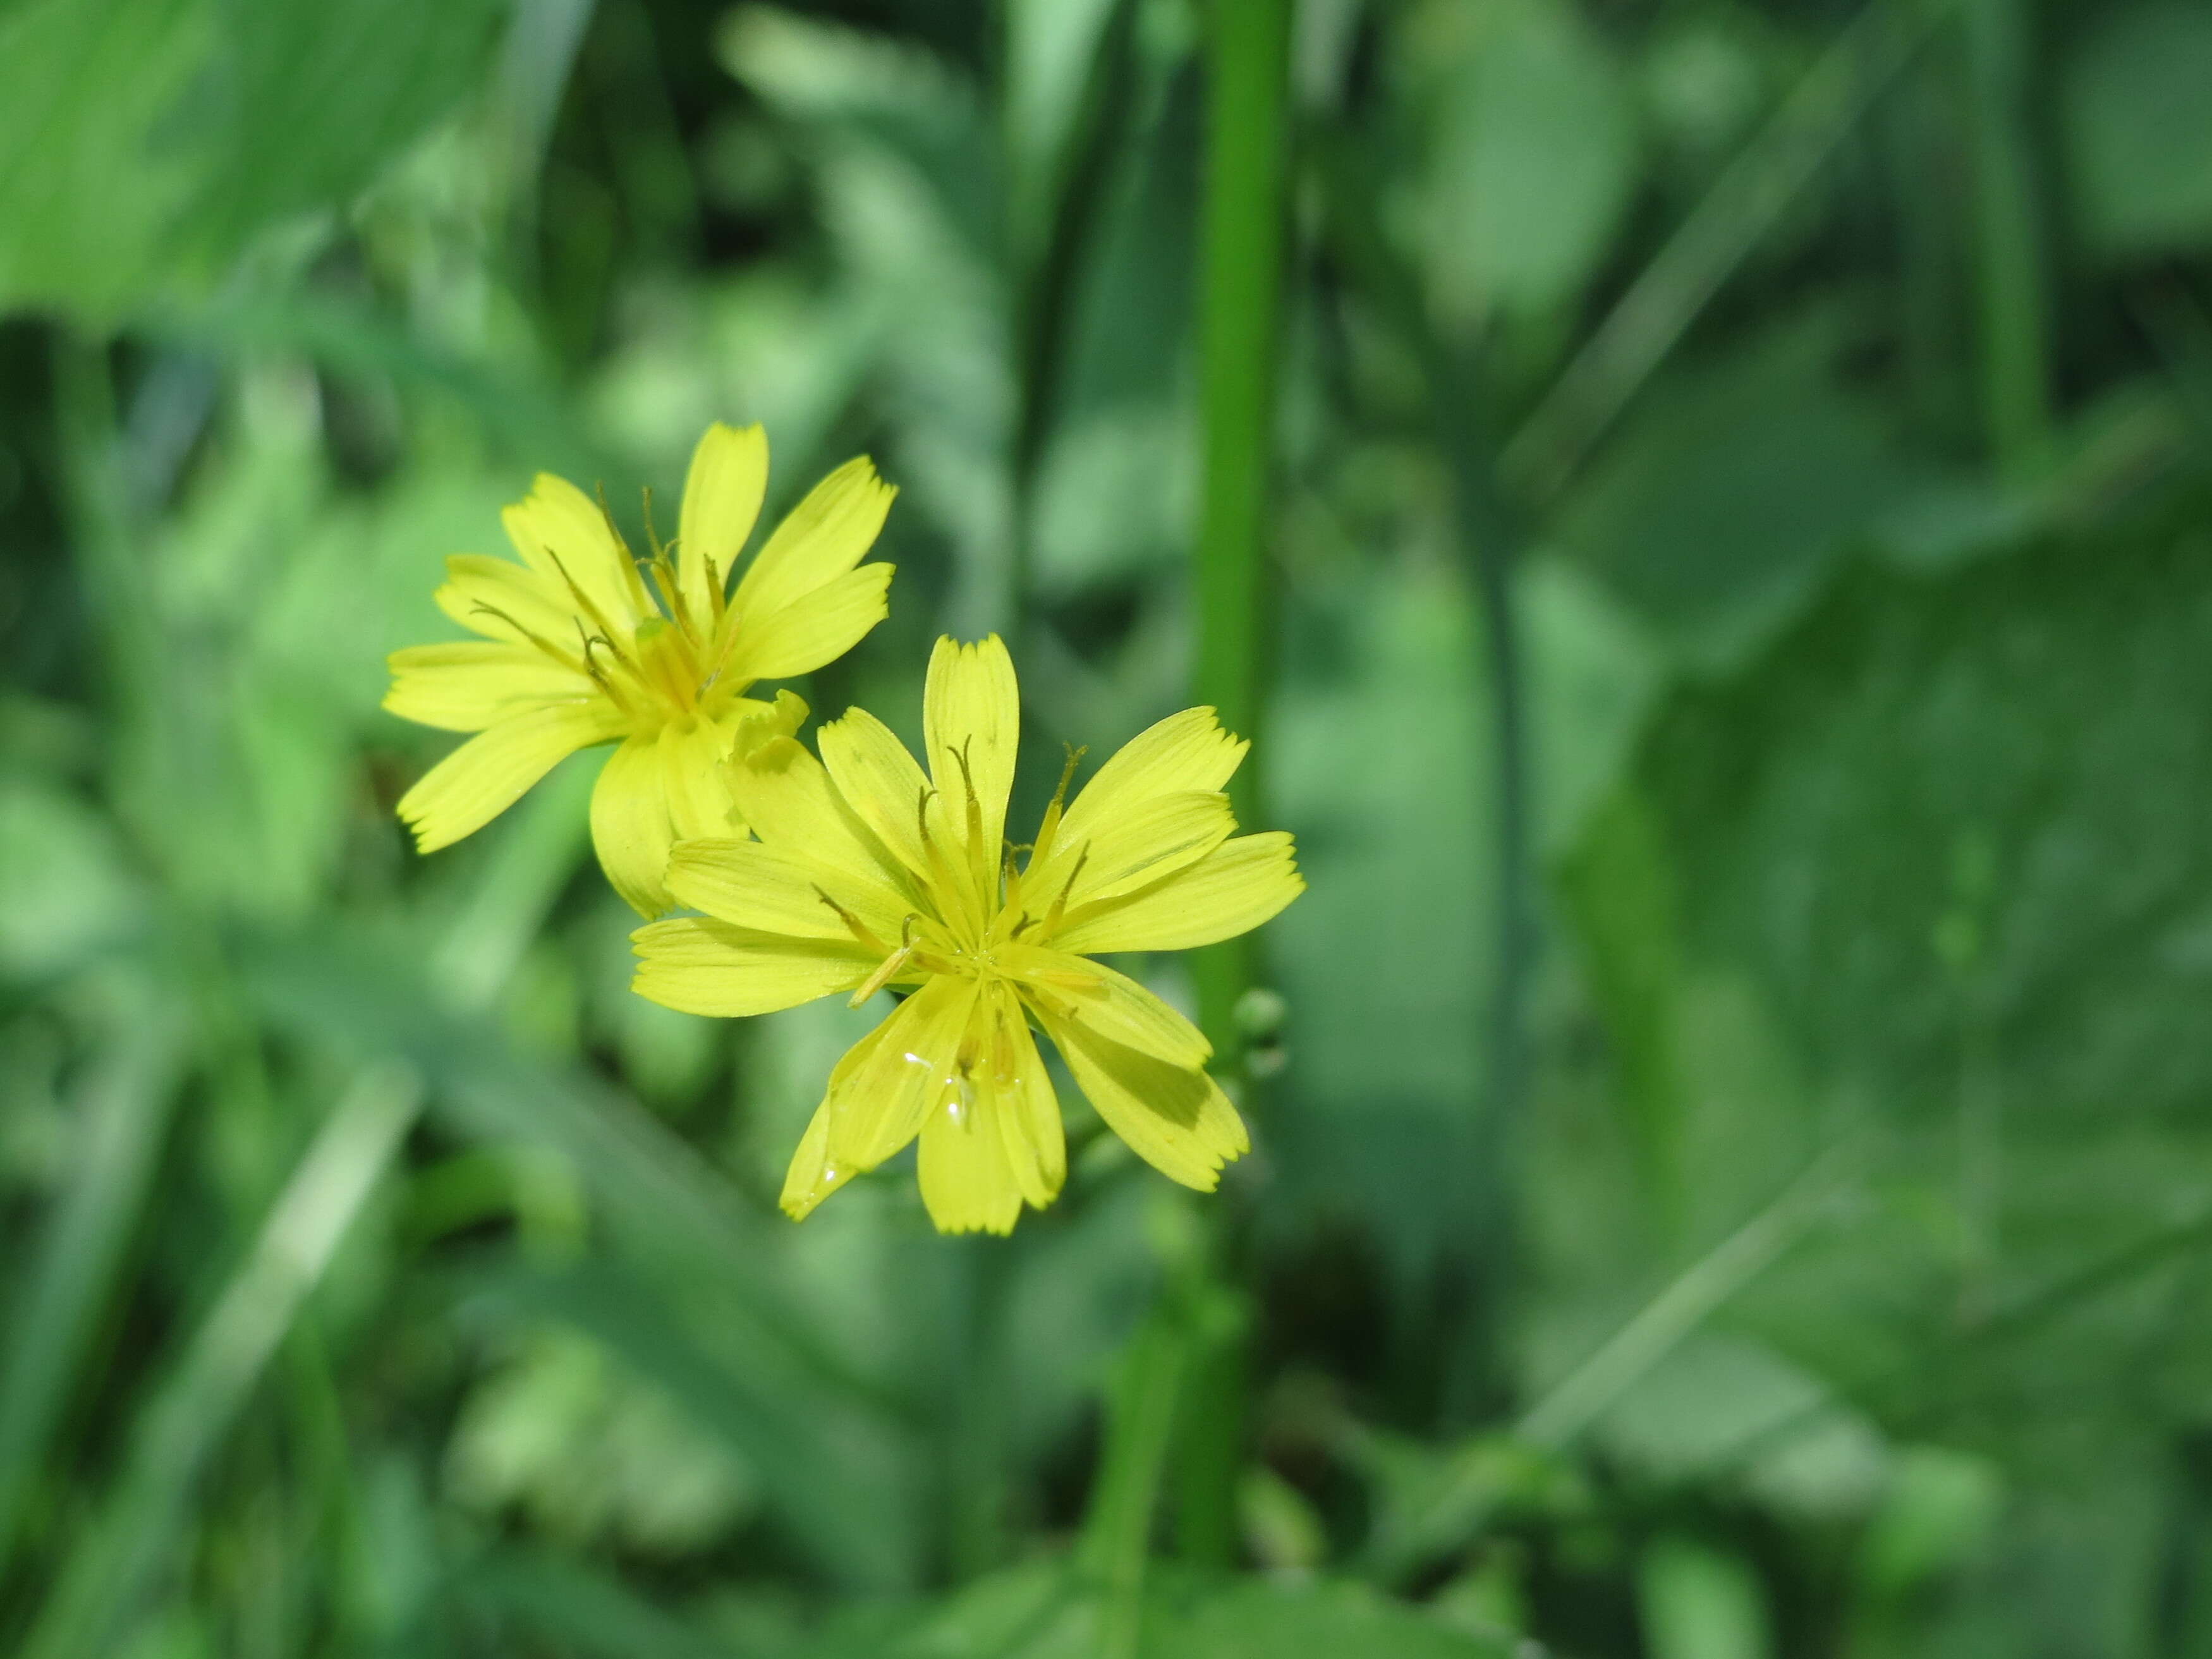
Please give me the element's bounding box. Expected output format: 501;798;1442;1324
21;1062;422;1659
0;1003;185;1567
1501;1;1927;502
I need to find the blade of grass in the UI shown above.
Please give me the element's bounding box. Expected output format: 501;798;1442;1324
21;1062;422;1659
241;921;920;1588
1363;1148;1854;1585
1076;1306;1189;1659
0;1000;185;1567
1500;0;1927;504
1006;0;1140;660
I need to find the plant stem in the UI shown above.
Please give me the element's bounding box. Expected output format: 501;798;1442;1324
1076;1310;1187;1658
1960;0;2053;479
1191;0;1291;1057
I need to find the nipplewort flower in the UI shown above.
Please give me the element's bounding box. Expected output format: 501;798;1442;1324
630;634;1304;1234
385;424;895;915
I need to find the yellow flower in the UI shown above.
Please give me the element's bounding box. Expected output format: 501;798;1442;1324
385;424;896;916
630;635;1304;1234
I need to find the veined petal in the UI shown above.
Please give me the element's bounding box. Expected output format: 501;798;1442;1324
660;714;746;844
384;642;589;732
781;1090;865;1221
667;839;909;944
589;712;757;916
1055;707;1247;854
590;732;676;916
1040;1011;1249;1192
631;916;873;1017
397;701;619;853
922;635;1018;866
434;554;577;648
502;473;647;631
774;1106;849;1221
816;707;934;882
1051;832;1305;955
1026;791;1235;913
677;422;767;628
731;455;895;625
1003;945;1210;1069
724;561;892;683
985;981;1063;1210
823;974;980;1172
916;1074;1024;1236
726;734;914;897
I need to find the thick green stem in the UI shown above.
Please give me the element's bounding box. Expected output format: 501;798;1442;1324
1960;0;2053;479
1191;0;1291;1059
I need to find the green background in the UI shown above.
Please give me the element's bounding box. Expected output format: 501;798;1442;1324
5;0;2212;1652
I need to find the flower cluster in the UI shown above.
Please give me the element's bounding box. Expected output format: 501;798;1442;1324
386;425;1301;1233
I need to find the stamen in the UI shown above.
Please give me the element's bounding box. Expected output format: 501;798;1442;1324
546;548;633;662
947;738;992;902
467;602;590;675
1028;743;1086;870
813;885;890;955
1043;844;1090;934
848;915;923;1007
592;482;652;615
849;944;914;1007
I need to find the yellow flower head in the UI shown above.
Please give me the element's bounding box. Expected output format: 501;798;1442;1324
385;423;896;915
630;635;1304;1234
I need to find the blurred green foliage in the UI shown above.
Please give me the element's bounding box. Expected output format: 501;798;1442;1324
5;0;2212;1653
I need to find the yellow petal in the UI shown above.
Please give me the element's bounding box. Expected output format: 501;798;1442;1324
384;642;588;732
916;1074;1024;1236
922;634;1018;866
780;1091;865;1220
1055;707;1247;853
502;473;647;632
660;715;746;844
590;732;674;916
726;734;914;896
731;454;895;624
915;981;1059;1233
822;975;980;1172
985;981;1064;1210
397;701;619;854
631;916;873;1017
1002;945;1210;1069
677;422;767;628
1028;790;1235;911
724;561;892;682
434;554;576;647
1051;832;1305;955
666;839;909;944
590;713;759;916
815;706;934;881
1040;1011;1249;1192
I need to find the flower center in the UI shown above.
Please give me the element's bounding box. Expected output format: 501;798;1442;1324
483;487;740;731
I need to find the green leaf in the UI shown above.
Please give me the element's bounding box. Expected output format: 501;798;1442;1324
1404;0;1640;327
2062;3;2212;258
1553;315;1930;672
1636;1537;1773;1659
0;0;502;322
1593;482;2212;1449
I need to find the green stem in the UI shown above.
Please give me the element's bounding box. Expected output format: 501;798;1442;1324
1960;0;2053;479
1191;0;1291;1059
1076;1310;1187;1658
